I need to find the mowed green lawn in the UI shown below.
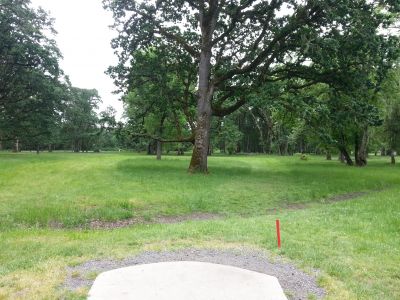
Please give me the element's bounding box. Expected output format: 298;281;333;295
0;152;399;299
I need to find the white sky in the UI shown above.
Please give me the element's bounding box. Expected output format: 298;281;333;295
31;0;124;119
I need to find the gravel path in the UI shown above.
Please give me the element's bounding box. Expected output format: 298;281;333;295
64;248;325;300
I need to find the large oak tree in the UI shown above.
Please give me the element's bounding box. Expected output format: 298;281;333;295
105;0;399;172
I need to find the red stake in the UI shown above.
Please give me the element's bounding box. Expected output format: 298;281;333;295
276;219;281;249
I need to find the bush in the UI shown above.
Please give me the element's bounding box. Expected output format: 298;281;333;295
300;154;309;161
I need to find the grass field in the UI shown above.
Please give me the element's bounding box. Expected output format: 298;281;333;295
0;152;399;299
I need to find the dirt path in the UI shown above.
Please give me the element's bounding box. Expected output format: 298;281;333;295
80;189;381;230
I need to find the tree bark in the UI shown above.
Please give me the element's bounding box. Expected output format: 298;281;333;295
156;140;162;160
147;142;155;155
354;128;368;167
391;150;396;165
208;144;213;156
381;146;386;156
156;115;166;160
13;139;20;152
279;141;288;156
249;109;265;153
326;150;332;160
338;146;353;166
189;96;212;172
188;3;218;173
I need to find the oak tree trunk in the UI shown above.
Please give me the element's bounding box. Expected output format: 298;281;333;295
189;91;212;172
189;5;217;173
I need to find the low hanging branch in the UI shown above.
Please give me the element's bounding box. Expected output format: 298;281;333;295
212;96;246;117
129;132;195;144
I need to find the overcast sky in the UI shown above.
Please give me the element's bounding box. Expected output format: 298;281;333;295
31;0;124;119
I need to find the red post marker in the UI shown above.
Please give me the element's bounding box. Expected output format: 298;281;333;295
276;219;281;249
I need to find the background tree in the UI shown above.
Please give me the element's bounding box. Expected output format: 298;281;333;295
61;85;101;152
115;46;197;159
380;67;400;164
0;0;63;147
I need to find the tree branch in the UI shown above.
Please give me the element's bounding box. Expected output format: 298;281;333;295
212;96;246;117
130;132;195;144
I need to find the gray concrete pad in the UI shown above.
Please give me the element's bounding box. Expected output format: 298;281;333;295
88;261;288;300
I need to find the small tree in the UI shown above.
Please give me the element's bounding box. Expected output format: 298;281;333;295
385;102;400;164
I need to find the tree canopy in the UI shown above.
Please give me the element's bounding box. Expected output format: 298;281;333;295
105;0;400;171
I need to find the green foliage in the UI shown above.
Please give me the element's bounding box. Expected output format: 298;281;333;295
0;0;63;143
379;67;400;153
60;85;101;152
212;117;242;154
300;154;309;161
385;102;400;151
103;0;400;168
118;47;196;150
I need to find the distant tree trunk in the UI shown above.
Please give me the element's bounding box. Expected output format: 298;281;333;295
326;150;332;160
249;108;265;153
256;109;273;154
13;139;20;152
156;115;166;160
156;140;162;160
338;146;353;166
147;142;153;155
36;144;40;154
381;146;386;156
73;139;80;152
391;150;396;165
48;144;53;152
220;140;226;153
354;128;368;167
339;152;345;163
279;141;288;156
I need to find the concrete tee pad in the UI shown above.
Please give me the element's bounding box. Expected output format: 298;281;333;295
88;261;288;300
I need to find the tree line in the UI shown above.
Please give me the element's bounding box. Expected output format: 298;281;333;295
0;0;121;153
1;0;400;170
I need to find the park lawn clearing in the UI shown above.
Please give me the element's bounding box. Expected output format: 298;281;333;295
0;153;399;299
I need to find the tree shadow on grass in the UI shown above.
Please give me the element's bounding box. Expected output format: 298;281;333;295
115;157;254;177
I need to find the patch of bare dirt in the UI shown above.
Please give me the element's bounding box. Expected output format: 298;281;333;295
264;190;382;215
87;213;221;230
50;190;384;229
324;191;371;203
